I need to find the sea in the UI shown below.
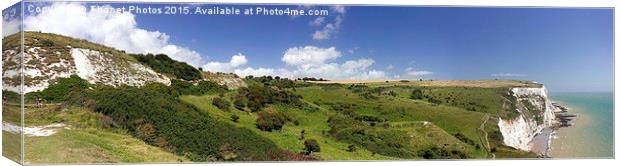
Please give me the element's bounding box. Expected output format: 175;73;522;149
549;92;614;158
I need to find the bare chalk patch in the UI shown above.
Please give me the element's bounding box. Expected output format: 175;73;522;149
2;122;69;136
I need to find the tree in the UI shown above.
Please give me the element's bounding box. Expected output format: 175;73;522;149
304;139;321;154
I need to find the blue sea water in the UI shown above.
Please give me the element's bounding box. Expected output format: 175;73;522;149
549;92;613;158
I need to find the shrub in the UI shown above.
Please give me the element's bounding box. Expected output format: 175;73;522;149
38;39;55;47
31;75;90;102
233;97;246;110
347;144;357;152
230;114;240;122
171;79;228;96
453;132;477;147
304;139;321;154
130;53;202;81
256;109;288;131
212;97;230;111
236;85;303;112
410;89;424;100
418;147;469;159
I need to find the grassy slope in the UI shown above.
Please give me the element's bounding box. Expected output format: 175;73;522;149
2;105;187;164
295;86;488;158
179;81;534;159
180;95;398;160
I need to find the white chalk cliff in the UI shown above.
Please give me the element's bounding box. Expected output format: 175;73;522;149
498;86;558;151
2;46;170;94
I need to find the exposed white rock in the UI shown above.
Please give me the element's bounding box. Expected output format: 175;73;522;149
498;86;559;151
2;122;68;137
2;46;171;94
71;48;96;80
68;48;171;87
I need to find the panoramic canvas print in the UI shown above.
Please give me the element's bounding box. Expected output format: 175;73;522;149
1;1;614;164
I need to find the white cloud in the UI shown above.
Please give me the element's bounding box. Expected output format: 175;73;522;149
309;17;326;26
281;46;341;66
19;2;204;67
491;72;527;77
330;5;346;14
202;53;247;73
312;16;343;40
405;67;433;77
312;5;346;40
347;47;359;54
206;46;389;80
386;64;394;70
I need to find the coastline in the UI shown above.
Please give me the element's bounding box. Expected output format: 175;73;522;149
546;92;612;158
529;102;574;157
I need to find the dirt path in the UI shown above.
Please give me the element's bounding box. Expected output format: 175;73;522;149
479;114;496;159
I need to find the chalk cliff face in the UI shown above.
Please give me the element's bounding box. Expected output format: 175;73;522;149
498;86;558;151
2;45;171;94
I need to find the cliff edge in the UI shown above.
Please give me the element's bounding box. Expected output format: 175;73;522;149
498;86;559;151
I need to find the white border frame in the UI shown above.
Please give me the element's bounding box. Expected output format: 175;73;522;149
0;0;617;166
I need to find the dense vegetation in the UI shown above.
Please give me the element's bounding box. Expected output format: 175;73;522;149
28;75;91;102
235;84;304;112
17;73;538;161
26;76;299;161
82;87;288;161
130;53;202;81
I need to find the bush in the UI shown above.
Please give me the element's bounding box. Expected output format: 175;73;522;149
212;97;230;111
347;144;357;152
171;79;227;96
256;109;288;131
418;147;469;159
130;53;202;81
410;89;424;100
230;114;240;122
233;97;246;110
236;85;303;112
304;139;321;154
453;132;477;147
38;39;55;47
30;75;90;102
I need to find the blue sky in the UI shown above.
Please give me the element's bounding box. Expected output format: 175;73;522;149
11;3;614;92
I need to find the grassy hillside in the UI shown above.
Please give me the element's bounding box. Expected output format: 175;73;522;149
2;104;187;163
177;77;538;160
3;32;540;162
